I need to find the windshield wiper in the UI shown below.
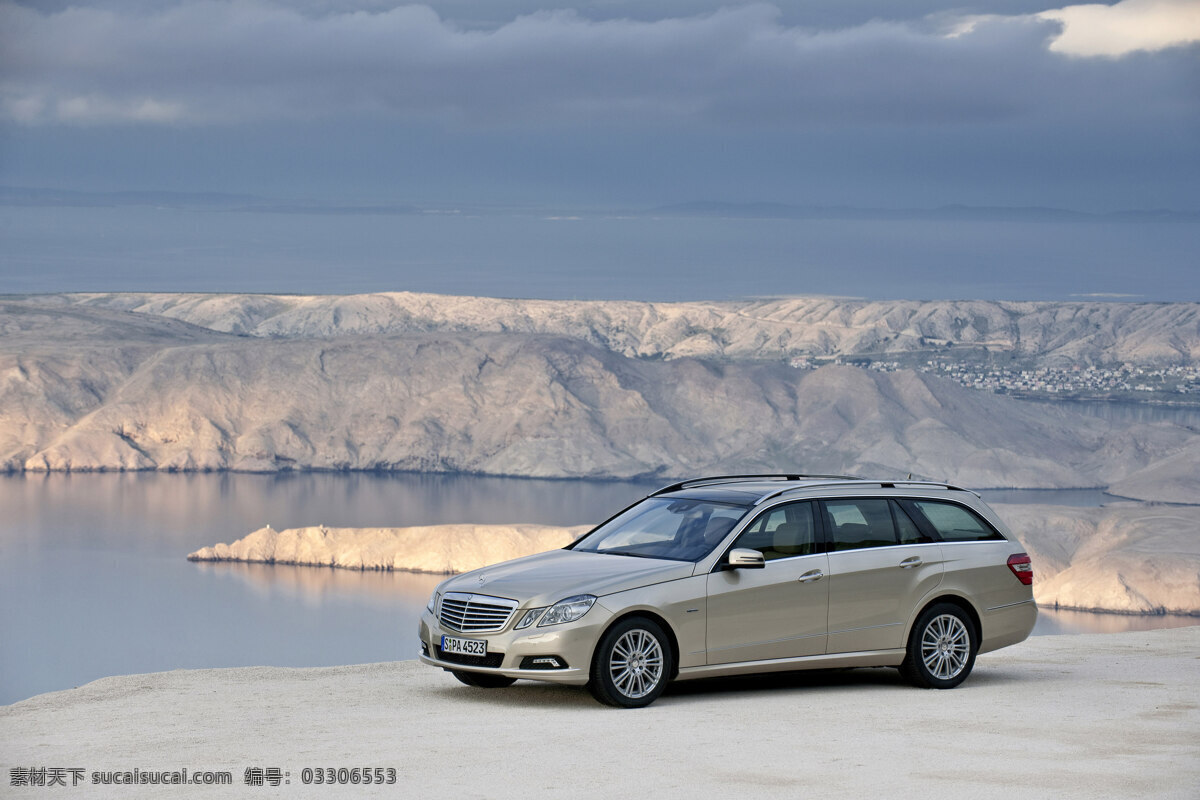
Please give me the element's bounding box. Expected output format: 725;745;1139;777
599;549;687;561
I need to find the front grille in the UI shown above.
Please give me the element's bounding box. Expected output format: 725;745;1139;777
435;647;505;668
438;592;518;633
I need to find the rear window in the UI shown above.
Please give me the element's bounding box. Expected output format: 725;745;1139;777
907;500;1002;542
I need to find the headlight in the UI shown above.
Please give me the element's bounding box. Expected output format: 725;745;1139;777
427;591;441;614
514;607;547;630
537;595;596;627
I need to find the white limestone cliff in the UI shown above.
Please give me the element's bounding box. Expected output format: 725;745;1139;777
999;504;1200;616
188;523;588;574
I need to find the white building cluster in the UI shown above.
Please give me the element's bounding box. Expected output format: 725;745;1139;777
795;357;1200;400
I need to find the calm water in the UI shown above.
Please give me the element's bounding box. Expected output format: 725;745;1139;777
1021;398;1200;430
0;472;658;705
2;205;1198;301
0;472;1192;705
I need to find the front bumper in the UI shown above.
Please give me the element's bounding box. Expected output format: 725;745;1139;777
417;607;612;686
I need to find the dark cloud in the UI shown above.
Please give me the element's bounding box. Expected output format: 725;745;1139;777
2;1;1196;129
6;0;1074;29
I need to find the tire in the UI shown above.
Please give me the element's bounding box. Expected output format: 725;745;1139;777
451;670;516;689
588;617;674;708
900;603;977;689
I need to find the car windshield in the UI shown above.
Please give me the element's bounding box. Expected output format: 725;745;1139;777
571;497;751;562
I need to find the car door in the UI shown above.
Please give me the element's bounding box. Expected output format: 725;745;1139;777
823;497;944;654
705;501;829;664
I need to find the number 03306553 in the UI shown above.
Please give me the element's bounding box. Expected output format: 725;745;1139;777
301;767;397;785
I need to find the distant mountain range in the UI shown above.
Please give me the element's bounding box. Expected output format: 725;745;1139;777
2;294;1197;503
646;201;1200;223
31;290;1200;367
3;186;1196;223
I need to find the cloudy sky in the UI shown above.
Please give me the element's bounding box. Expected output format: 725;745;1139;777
0;1;1197;299
2;0;1197;209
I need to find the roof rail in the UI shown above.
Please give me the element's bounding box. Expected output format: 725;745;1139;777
652;473;861;496
755;480;978;504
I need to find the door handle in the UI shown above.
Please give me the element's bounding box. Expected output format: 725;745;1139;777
899;556;923;569
798;570;824;583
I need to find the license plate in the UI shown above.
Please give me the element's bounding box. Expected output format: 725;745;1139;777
441;635;487;657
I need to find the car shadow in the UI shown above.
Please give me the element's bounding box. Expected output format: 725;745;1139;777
427;679;599;709
663;666;907;700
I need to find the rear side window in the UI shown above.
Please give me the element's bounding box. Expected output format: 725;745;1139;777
824;499;897;550
906;500;1003;542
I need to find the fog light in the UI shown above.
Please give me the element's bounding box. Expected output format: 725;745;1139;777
519;655;568;670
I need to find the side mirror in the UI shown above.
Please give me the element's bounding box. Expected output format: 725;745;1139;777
725;548;765;570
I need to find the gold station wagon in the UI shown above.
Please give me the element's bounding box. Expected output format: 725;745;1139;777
418;475;1036;707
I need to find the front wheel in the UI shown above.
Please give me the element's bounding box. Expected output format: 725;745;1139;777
588;617;674;708
900;603;977;689
452;670;516;689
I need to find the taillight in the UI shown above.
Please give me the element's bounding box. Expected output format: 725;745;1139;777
1007;553;1033;585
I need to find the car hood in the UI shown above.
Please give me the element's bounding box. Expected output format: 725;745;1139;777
438;548;695;607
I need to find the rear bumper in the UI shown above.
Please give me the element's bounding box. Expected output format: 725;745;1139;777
979;598;1037;655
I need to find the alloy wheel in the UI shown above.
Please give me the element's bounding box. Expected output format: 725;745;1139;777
608;629;665;699
920;613;971;680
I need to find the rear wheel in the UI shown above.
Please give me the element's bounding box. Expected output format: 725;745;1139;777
452;670;516;689
588;617;674;708
901;603;977;689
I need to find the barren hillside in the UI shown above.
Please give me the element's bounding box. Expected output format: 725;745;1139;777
2;299;1196;501
29;291;1200;366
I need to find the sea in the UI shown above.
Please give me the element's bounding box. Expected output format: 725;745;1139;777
1;204;1198;301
